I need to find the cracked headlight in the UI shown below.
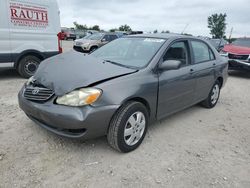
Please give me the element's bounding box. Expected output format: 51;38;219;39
56;88;101;107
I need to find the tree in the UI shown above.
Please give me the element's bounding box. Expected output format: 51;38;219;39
109;28;118;32
153;29;158;33
119;24;132;32
73;21;88;30
161;30;170;33
89;25;100;31
208;13;227;38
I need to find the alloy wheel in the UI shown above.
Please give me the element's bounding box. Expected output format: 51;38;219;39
124;111;146;146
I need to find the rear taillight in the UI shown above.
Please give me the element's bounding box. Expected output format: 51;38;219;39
57;32;63;53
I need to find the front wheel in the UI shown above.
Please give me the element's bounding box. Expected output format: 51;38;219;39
201;81;221;108
89;46;98;53
107;101;149;153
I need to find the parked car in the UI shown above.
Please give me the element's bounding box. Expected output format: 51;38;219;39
220;38;250;70
61;28;76;40
73;33;118;53
208;38;227;51
0;0;61;78
75;30;86;39
18;34;228;152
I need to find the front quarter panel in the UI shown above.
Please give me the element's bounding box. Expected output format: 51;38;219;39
92;70;158;121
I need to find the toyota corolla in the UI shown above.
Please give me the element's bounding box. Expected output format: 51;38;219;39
18;34;228;152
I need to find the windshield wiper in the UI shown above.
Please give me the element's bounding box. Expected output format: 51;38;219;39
103;60;136;69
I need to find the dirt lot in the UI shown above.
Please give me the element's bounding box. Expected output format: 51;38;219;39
0;42;250;187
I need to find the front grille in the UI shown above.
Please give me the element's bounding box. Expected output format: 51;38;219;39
228;53;249;60
24;86;54;102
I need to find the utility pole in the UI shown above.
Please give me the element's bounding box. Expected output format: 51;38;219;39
229;27;233;42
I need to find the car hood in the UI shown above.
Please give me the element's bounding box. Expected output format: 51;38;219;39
33;51;137;96
223;44;250;55
75;39;97;44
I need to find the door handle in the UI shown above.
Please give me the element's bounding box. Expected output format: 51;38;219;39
189;68;194;74
213;63;216;66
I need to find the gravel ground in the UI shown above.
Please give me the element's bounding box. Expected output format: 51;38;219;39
0;42;250;187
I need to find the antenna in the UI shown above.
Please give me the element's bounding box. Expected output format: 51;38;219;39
181;24;189;34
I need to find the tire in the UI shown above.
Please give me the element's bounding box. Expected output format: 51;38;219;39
107;101;149;153
201;80;221;108
17;55;41;78
89;46;98;53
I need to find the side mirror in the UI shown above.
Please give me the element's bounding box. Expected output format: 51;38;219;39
101;38;106;42
159;60;182;71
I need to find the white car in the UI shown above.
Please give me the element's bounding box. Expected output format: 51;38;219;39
0;0;61;78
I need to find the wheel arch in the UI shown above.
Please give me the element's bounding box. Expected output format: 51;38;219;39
121;97;151;118
216;76;223;88
14;50;45;69
90;45;99;49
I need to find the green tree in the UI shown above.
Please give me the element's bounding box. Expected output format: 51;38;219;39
73;21;88;30
161;30;170;33
208;13;227;38
90;25;100;31
119;24;132;32
109;28;118;32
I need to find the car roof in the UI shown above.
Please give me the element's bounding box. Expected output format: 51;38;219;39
125;33;197;40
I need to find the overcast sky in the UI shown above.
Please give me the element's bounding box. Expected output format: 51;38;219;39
57;0;250;37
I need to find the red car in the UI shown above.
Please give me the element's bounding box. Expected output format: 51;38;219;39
220;38;250;70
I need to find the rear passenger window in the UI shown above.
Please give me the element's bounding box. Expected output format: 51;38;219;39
191;41;215;63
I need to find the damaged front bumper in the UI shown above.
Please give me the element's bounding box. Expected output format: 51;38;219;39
228;59;250;71
18;87;119;139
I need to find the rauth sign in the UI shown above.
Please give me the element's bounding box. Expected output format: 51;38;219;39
9;2;49;28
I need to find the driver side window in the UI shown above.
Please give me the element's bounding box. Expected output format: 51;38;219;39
102;35;110;41
163;41;189;66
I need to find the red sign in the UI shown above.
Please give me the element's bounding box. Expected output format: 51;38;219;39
9;2;49;28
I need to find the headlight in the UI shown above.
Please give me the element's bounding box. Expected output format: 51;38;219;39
56;88;101;107
219;50;228;57
75;41;83;46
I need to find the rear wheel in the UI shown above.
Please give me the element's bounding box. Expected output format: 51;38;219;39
17;55;41;78
201;81;221;108
107;101;149;153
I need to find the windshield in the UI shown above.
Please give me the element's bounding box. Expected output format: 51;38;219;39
81;35;90;39
88;33;104;40
91;37;166;68
233;39;250;48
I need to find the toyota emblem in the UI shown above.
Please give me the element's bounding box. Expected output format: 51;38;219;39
32;88;40;95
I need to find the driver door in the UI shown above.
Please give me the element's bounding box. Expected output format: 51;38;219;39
157;40;197;119
100;34;110;47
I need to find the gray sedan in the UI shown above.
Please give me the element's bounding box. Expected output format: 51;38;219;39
18;34;228;152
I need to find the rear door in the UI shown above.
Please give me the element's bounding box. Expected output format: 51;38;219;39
0;0;12;63
189;40;216;102
157;40;197;119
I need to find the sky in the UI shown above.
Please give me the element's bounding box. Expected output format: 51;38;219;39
57;0;250;38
